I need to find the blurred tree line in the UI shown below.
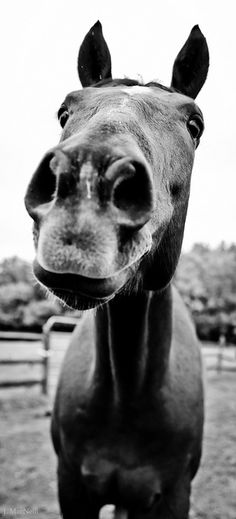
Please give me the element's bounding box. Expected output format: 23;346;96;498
0;244;236;341
175;243;236;343
0;257;65;331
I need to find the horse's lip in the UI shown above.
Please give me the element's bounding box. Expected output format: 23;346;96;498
33;260;128;299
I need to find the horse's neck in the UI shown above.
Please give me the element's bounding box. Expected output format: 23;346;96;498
94;285;173;405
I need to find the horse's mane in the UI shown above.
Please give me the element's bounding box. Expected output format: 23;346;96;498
94;77;175;93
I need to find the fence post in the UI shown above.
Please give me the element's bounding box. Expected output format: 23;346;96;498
41;315;80;396
42;324;50;395
217;334;226;374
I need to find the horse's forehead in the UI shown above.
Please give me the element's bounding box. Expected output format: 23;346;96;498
93;85;175;103
65;86;196;119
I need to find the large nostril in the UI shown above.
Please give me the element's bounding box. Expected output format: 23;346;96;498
25;149;72;220
112;163;137;210
110;159;154;229
24;151;57;219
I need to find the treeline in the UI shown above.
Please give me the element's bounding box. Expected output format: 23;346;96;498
175;243;236;342
0;244;236;341
0;257;67;331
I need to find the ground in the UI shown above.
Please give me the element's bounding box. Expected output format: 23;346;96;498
190;372;236;519
0;346;235;519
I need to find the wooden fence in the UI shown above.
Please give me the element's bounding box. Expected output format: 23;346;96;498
0;321;235;397
0;316;79;395
203;341;236;373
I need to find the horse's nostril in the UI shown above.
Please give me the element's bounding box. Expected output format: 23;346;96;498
25;151;57;219
112;161;153;228
113;175;137;211
25;148;74;220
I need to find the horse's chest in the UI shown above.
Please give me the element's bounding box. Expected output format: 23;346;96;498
61;399;191;482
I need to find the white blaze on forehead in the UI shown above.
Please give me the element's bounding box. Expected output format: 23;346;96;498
121;86;151;96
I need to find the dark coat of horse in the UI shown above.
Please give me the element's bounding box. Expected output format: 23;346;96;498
25;21;209;519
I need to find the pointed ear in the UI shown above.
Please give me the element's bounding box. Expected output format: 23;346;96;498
171;25;209;99
78;21;112;87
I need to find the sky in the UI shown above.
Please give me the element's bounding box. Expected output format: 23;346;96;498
0;0;235;260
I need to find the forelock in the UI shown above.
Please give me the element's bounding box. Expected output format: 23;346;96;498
93;77;175;94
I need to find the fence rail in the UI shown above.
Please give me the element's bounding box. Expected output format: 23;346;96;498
0;331;42;341
0;358;43;365
202;343;236;373
0;322;235;396
0;379;43;389
0;316;79;394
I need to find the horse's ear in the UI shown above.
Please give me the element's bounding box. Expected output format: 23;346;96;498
78;21;112;87
171;25;209;99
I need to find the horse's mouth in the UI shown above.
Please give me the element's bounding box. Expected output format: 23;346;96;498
33;260;132;308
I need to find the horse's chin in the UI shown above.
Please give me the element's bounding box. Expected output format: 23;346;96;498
33;259;133;310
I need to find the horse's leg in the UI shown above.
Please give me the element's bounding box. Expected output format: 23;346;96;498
58;461;99;519
58;485;99;519
127;473;191;519
161;472;191;519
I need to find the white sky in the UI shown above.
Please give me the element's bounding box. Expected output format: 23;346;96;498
0;0;235;260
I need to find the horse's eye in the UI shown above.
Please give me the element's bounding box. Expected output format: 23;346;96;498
58;106;69;128
187;115;204;144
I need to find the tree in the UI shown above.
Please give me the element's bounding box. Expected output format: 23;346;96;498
0;257;65;331
175;244;236;343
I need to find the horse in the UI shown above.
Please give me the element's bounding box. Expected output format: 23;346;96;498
25;20;209;519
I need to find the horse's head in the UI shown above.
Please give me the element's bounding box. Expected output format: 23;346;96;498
25;21;209;309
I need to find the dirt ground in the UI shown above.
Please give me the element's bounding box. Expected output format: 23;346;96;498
0;370;235;519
